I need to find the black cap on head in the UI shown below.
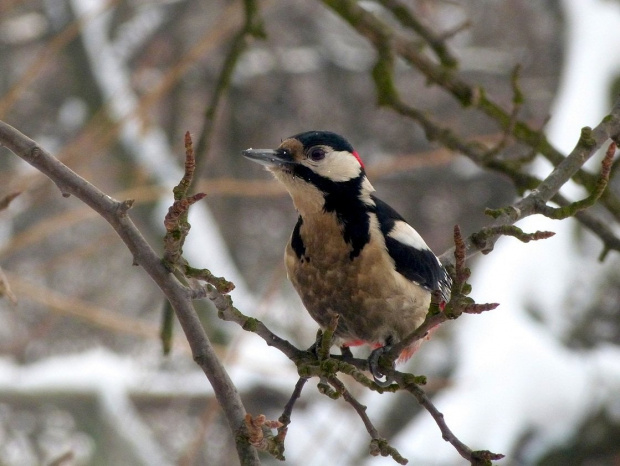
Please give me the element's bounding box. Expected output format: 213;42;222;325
289;131;354;153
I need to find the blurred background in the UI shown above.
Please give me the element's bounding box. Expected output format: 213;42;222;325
1;0;620;465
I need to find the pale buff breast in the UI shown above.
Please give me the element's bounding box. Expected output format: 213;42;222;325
285;212;430;345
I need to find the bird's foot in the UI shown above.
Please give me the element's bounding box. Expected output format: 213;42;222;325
368;344;395;387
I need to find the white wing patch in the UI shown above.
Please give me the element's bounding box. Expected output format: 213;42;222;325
388;220;431;252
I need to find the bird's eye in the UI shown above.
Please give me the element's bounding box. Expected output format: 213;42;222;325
309;147;325;162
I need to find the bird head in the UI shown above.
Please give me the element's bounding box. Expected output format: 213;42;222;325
243;131;374;214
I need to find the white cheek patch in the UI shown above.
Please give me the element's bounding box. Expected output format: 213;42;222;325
359;177;376;207
309;150;362;182
388;220;431;252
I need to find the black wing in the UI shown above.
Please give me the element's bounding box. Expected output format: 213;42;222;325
372;196;451;301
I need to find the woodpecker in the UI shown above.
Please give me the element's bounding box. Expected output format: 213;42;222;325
243;131;451;385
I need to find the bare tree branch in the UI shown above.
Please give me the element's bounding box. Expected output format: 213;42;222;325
194;0;266;170
202;254;504;464
0;120;260;466
3;3;619;463
320;0;620;258
276;376;308;456
375;0;459;68
398;376;504;465
455;111;620;260
534;141;616;220
0;116;542;464
327;374;408;464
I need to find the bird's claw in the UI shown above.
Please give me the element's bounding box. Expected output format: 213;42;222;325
368;346;395;387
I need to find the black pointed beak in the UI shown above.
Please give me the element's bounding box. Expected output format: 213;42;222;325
242;148;294;167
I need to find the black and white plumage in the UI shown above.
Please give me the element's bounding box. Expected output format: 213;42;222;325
243;131;451;384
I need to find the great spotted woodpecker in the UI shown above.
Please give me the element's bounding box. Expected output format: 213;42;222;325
243;131;451;385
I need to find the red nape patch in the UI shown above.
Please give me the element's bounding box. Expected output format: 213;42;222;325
352;150;365;169
342;340;382;349
342;340;366;347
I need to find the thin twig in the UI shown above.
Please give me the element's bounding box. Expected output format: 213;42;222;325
481;64;523;161
377;0;458;68
439;100;620;263
204;251;499;463
327;375;408;464
200;283;306;361
163;132;206;266
162;133;233;294
278;376;308;429
194;0;266;173
318;314;339;361
321;0;620;225
399;376;504;465
360;18;620;262
534;141;616;220
470;225;555;254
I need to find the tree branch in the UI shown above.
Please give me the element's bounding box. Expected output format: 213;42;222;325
194;0;266;171
455;110;620;260
0;120;260;466
534;141;616;220
5;3;618;464
398;375;504;465
321;0;620;252
202;264;502;464
276;376;308;456
327;375;408;464
376;0;459;68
